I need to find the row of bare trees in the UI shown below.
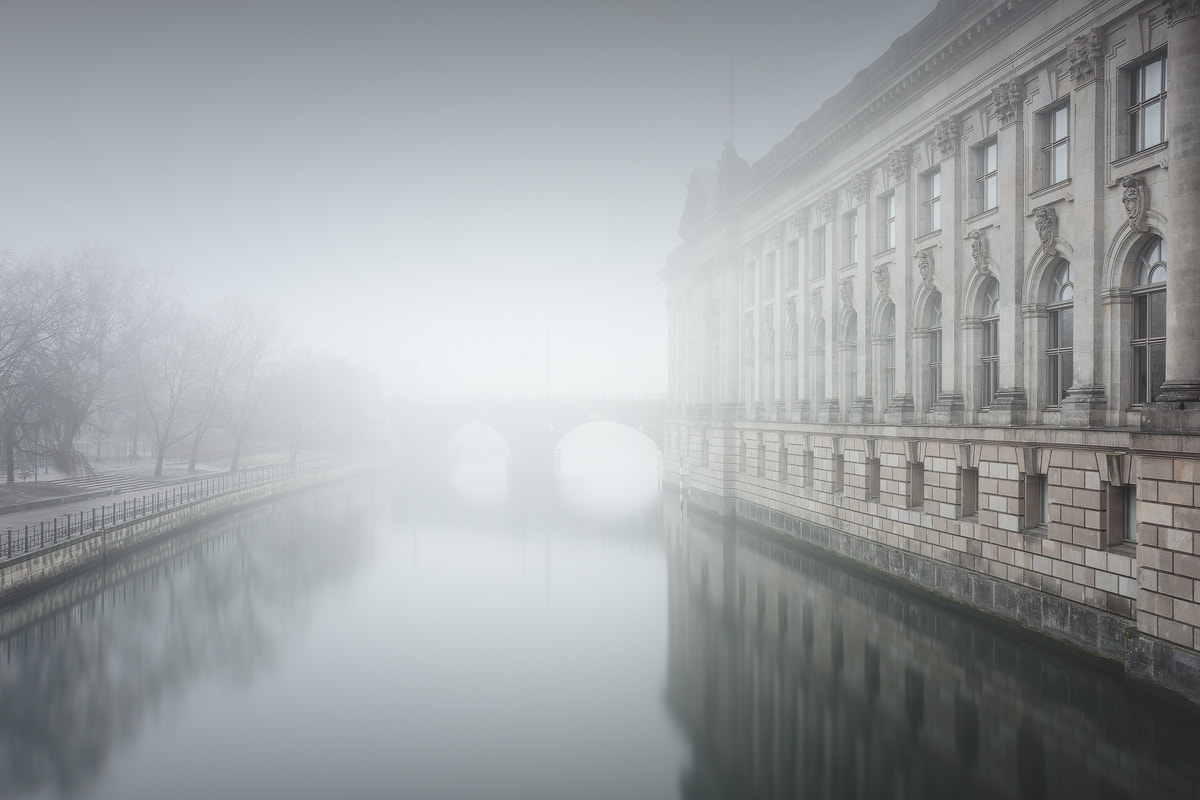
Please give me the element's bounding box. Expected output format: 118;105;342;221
0;251;378;482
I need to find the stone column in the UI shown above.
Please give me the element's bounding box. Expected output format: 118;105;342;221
1061;29;1109;425
1157;2;1200;403
885;148;915;423
990;77;1028;423
931;118;964;424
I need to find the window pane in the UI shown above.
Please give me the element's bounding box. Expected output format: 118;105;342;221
1060;306;1073;348
985;175;996;209
930;199;941;230
1134;345;1148;402
1150;289;1166;338
1053;106;1068;140
1145;100;1162;148
1146;58;1163;96
1054;143;1068;182
1062;352;1073;397
1049;354;1060;403
1150;341;1166;399
1133;296;1147;339
986;142;997;172
1131;68;1142;104
930;171;940;197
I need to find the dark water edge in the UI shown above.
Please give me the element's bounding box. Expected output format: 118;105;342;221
2;466;1200;799
664;500;1200;800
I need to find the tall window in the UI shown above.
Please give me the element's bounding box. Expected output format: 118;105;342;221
927;295;942;410
810;320;826;406
881;193;896;251
844;313;858;406
974;139;997;214
1042;104;1069;186
980;279;999;408
812;227;826;279
923;169;941;234
1129;52;1167;154
1132;237;1167;404
843;211;858;267
765;252;776;297
880;303;896;405
787;239;800;288
1047;261;1074;407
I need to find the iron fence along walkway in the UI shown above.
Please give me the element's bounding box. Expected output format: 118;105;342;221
0;459;346;563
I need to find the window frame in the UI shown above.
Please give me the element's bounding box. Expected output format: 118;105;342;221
1041;102;1070;187
880;193;896;252
1128;51;1167;155
843;210;858;267
1046;261;1074;408
1131;237;1167;406
973;138;998;215
979;280;999;409
811;226;827;280
922;169;941;235
927;295;942;411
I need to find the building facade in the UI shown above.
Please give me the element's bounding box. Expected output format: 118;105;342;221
662;0;1200;701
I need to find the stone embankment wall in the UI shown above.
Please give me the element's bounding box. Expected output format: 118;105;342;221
664;423;1200;705
0;463;377;603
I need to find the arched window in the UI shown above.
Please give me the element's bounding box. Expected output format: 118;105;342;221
927;294;942;411
1132;237;1167;404
979;279;999;408
810;320;825;406
880;304;896;405
1047;260;1073;407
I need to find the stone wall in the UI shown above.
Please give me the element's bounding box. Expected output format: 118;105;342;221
0;464;372;603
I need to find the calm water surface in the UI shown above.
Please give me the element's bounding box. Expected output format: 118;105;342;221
4;443;1200;798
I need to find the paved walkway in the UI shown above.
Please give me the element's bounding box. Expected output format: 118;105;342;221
0;458;261;537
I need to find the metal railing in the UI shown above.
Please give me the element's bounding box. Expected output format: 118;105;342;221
0;458;349;563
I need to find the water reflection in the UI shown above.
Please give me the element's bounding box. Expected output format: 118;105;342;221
448;421;510;509
664;502;1200;799
0;483;383;800
557;421;660;518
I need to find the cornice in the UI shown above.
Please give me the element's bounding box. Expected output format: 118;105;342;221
725;0;1049;220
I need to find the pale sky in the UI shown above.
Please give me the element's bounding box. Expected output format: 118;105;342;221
0;0;939;399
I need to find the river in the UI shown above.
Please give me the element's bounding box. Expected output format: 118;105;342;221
2;429;1200;799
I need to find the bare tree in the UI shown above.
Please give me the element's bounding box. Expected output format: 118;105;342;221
136;307;200;477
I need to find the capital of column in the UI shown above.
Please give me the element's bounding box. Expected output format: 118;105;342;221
1165;1;1200;24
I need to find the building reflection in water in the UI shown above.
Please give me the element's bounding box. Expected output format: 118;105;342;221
663;500;1200;800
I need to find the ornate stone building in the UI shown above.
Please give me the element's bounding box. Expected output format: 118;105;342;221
662;0;1200;700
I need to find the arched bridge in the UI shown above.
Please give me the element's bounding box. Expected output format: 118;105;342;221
392;395;665;475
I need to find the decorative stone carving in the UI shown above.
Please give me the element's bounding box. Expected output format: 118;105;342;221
849;171;871;205
991;79;1024;126
763;315;774;342
873;265;889;295
1121;176;1148;232
839;278;854;312
817;191;837;220
1165;1;1200;23
932;117;960;157
915;249;935;290
1067;29;1104;86
886;148;911;182
810;289;822;318
967;229;990;276
768;224;783;250
788;209;807;238
1033;205;1058;254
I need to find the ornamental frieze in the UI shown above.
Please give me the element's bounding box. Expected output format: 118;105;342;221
1067;29;1103;87
1165;1;1200;23
817;191;837;221
1121;176;1148;232
839;277;854;312
991;79;1024;126
873;265;889;296
915;249;935;290
932;117;960;157
849;171;871;206
887;148;911;183
967;230;990;276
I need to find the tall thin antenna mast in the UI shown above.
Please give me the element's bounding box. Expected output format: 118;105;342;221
729;56;736;147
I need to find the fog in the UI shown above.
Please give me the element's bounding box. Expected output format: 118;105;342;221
0;0;938;400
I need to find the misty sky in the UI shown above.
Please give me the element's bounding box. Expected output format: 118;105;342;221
0;0;938;399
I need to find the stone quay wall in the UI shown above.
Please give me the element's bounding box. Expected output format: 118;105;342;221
0;463;377;603
664;422;1200;705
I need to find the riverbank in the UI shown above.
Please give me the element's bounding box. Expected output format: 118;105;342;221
0;457;392;604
